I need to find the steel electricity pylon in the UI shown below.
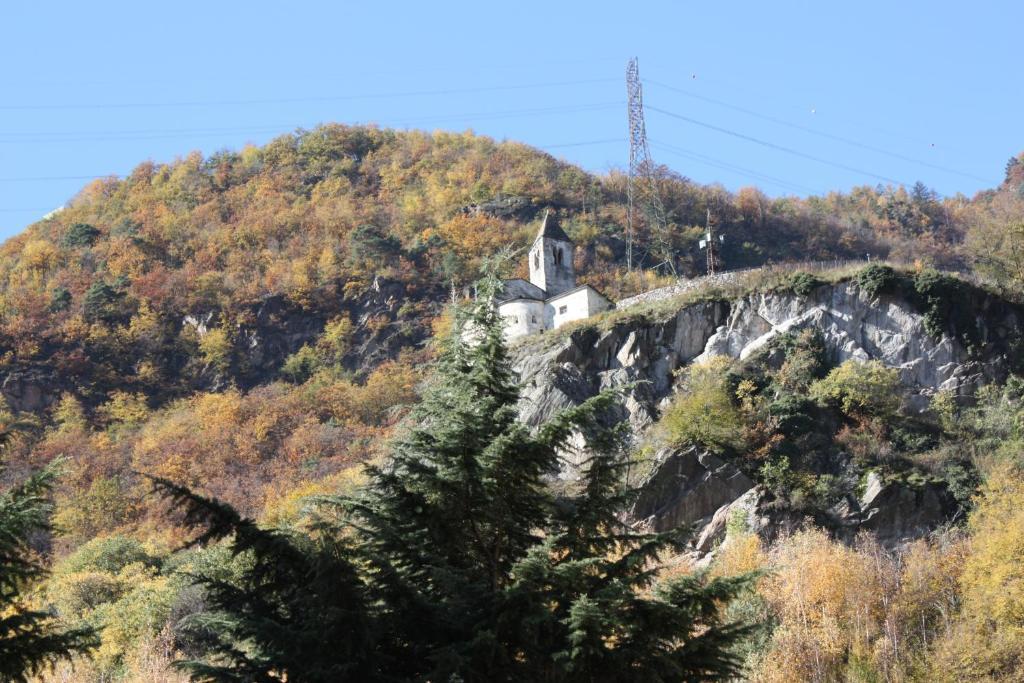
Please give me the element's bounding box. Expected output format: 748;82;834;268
626;57;674;275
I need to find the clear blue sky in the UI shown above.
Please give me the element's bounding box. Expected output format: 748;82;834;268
1;0;1020;238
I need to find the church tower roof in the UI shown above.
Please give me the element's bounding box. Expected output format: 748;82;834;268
535;210;572;244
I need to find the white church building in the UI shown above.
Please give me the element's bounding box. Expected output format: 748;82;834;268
496;211;612;340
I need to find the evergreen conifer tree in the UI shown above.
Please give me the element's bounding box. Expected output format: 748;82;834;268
348;272;754;681
0;460;97;682
149;478;378;682
158;272;753;682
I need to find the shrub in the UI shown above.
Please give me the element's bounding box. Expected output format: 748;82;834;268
810;359;902;416
281;344;321;384
54;535;156;576
913;268;982;349
316;316;354;366
855;263;900;298
49;286;72;312
661;356;747;452
774;329;828;391
198;327;232;372
784;271;826;297
61;222;101;248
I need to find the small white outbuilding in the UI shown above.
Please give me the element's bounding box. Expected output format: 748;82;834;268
496;211;612;340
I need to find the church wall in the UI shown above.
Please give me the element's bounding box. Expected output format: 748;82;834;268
499;299;546;340
547;287;600;330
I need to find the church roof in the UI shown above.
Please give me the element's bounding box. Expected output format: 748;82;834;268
534;210;572;244
545;283;613;305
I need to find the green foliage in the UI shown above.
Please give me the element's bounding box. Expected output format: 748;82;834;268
773;329;829;391
198;327;232;373
783;271;826;297
54;535;154;577
48;286;71;312
810;359;902;416
82;280;124;322
346;224;402;273
317;316;354;366
0;461;97;681
913;268;983;350
149;468;382;681
855;263;900;298
61;222;100;248
280;344;321;383
661;356;747;452
53;479;137;546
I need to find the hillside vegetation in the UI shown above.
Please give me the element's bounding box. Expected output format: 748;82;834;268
0;126;1023;680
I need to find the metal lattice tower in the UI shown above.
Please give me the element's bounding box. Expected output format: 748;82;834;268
626;57;674;274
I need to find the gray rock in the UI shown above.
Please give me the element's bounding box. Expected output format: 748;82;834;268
630;446;755;533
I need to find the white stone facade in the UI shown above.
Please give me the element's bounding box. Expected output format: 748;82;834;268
495;212;612;341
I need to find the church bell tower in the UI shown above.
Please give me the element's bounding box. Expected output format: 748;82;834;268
528;210;575;296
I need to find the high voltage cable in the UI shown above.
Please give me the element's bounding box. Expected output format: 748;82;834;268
640;63;979;157
0;57;623;89
650;140;820;195
543;139;621;149
0;103;621;145
646;104;910;186
0;78;618;111
0;175;110;183
644;78;993;184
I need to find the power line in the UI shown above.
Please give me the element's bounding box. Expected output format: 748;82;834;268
0;78;618;111
644;78;993;184
0;175;110;183
649;140;821;195
0;103;621;145
640;63;980;157
542;139;622;149
646;104;910;186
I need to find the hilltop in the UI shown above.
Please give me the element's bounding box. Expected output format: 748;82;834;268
1;125;1020;419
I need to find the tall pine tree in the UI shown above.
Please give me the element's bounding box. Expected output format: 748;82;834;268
0;460;97;682
348;273;754;681
159;272;753;681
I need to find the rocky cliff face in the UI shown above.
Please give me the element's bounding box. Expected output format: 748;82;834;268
510;277;1021;553
514;280;1020;429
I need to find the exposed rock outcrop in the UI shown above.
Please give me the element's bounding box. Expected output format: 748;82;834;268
631;446;755;534
513;279;1020;433
510;276;1020;552
831;472;960;545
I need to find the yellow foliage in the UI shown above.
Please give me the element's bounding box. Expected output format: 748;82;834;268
99;391;150;429
198;326;232;371
752;529;882;683
660;356;746;452
53;392;87;432
20;238;59;273
927;463;1024;680
260;466;367;527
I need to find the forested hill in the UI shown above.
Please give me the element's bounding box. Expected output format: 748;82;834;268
1;125;1023;680
1;124;1021;418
